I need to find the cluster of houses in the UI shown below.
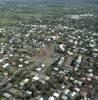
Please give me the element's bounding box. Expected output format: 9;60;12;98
0;15;98;100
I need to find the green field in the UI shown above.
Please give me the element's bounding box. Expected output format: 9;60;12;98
0;4;98;25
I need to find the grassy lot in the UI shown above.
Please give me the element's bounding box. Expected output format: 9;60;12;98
0;18;18;24
0;12;46;24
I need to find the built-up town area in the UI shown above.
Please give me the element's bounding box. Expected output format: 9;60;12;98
0;14;98;100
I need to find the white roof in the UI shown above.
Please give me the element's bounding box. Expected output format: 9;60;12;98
89;44;95;47
64;89;70;95
87;77;91;81
74;67;78;71
74;87;80;92
87;73;94;77
48;96;55;100
54;68;58;71
3;72;8;76
9;54;13;57
36;67;41;71
18;64;23;68
67;51;73;55
69;40;73;43
51;36;57;40
26;91;32;95
20;78;29;86
20;82;25;86
59;44;65;51
62;95;68;100
58;57;65;65
78;81;83;86
41;64;45;68
70;77;74;81
39;97;44;100
45;76;50;80
3;93;11;98
61;85;65;89
74;40;78;45
24;61;29;64
53;92;60;98
2;63;9;68
19;58;23;62
70;15;81;20
93;48;98;52
63;26;69;29
76;55;82;64
74;80;83;86
0;59;4;63
70;91;77;97
88;69;93;73
33;76;39;81
24;78;29;83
